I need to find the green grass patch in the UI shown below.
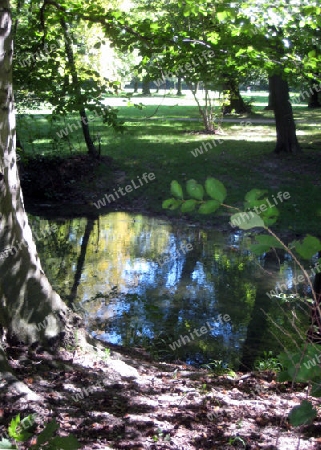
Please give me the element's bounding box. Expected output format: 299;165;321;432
17;95;321;236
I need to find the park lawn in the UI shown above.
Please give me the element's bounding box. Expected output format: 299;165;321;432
17;98;321;237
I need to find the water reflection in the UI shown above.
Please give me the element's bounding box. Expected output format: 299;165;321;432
29;212;309;369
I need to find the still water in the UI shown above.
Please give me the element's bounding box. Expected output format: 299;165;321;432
30;211;309;370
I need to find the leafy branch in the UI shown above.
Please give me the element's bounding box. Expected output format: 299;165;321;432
163;177;321;427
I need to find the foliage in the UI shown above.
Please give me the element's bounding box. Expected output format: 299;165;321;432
0;414;80;450
13;0;126;155
288;400;318;427
254;351;282;372
163;176;321;426
163;177;227;215
202;360;236;376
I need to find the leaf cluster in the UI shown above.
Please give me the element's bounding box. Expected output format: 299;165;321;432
0;415;80;450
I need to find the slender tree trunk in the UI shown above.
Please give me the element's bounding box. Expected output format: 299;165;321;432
308;80;321;108
270;74;301;154
133;78;139;93
59;18;98;157
176;76;183;96
194;81;199;94
264;76;274;110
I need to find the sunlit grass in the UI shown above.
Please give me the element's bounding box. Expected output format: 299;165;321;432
16;93;321;236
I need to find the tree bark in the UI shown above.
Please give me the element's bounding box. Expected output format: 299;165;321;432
142;75;151;95
270;74;301;154
0;1;85;389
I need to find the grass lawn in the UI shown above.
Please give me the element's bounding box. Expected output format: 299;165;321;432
17;91;321;237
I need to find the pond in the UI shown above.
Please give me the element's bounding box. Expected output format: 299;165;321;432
29;211;310;370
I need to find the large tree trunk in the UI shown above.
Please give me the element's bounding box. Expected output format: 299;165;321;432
0;1;84;392
270;74;301;154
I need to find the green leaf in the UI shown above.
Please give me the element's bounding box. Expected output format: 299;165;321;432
217;11;229;21
35;420;59;446
277;370;291;383
244;189;268;208
13;414;36;442
205;177;227;203
230;212;265;230
186;179;204;201
0;439;17;449
198;200;221;214
311;383;321;397
170;180;183;199
162;198;181;210
44;435;81;449
181;199;197;213
8;415;21;441
261;206;279;226
277;346;321;384
295;235;321;260
250;234;284;255
288;400;317;426
244;189;268;202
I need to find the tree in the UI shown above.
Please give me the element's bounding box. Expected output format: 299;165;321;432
114;0;320;152
0;0;84;395
13;0;124;157
270;73;301;154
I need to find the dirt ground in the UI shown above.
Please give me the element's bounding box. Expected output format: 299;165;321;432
1;341;321;449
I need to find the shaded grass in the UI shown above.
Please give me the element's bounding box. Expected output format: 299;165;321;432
17;98;321;236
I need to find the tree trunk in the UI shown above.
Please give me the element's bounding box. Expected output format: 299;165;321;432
0;1;85;395
133;79;139;93
270;74;301;154
308;80;321;108
59;17;98;157
223;79;250;114
176;76;183;96
264;76;274;110
142;75;151;95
